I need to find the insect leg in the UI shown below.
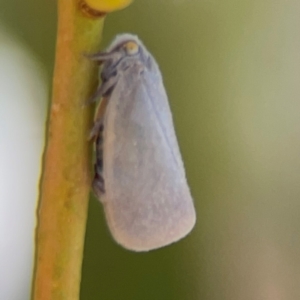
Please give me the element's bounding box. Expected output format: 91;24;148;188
85;74;119;105
92;125;105;197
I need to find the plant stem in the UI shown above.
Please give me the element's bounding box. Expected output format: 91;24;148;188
32;1;104;299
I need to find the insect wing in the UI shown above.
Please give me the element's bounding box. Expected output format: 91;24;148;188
102;68;196;251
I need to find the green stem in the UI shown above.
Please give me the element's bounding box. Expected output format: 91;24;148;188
32;1;104;299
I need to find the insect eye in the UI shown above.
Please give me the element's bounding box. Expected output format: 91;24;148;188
123;41;139;55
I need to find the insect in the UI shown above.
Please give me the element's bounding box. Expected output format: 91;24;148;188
88;33;196;251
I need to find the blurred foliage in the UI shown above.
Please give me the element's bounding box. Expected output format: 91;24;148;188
2;0;300;299
0;0;56;73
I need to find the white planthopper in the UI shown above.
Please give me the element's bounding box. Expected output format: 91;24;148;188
87;33;196;251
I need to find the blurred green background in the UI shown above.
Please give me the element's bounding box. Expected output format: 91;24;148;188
2;0;300;299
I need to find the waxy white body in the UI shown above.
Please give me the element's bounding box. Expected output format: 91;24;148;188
90;34;196;251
